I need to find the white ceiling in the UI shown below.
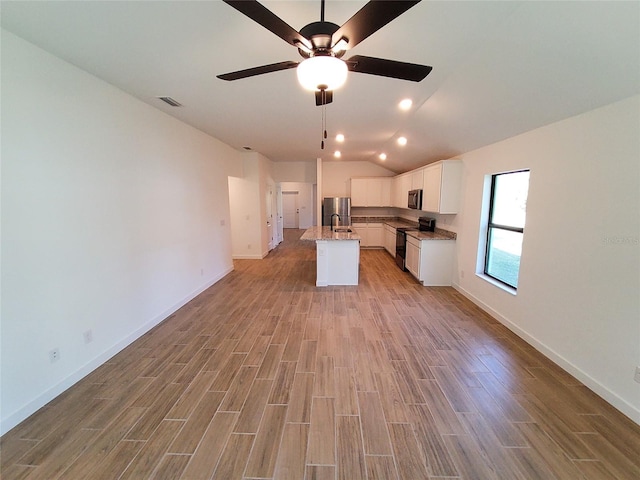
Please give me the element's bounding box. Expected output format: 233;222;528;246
2;1;639;173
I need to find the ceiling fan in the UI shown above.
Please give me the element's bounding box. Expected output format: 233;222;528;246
217;0;432;106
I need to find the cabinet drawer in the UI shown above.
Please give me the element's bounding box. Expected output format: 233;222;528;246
406;235;420;248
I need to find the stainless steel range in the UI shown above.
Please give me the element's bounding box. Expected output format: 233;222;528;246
395;217;436;271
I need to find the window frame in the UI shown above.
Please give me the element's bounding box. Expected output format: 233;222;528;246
483;169;529;289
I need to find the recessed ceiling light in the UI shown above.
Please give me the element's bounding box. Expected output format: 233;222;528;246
397;136;408;146
336;133;345;142
399;98;412;110
379;153;387;161
334;151;341;158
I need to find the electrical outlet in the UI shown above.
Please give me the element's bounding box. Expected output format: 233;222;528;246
49;348;60;363
635;366;640;384
200;268;204;276
247;243;251;250
83;329;93;344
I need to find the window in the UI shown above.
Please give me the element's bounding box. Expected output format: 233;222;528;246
484;170;530;289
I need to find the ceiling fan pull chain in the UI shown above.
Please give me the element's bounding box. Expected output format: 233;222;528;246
320;101;325;149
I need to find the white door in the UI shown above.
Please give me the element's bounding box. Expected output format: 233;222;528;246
282;191;299;228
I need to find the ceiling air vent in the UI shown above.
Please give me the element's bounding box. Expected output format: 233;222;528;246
157;96;182;107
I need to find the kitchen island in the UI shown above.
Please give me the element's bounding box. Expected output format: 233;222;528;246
301;226;361;286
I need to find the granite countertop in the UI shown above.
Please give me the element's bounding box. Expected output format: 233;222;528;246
407;229;456;241
300;226;361;241
350;216;457;240
351;216;415;228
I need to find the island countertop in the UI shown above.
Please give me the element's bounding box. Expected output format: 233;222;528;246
300;226;361;241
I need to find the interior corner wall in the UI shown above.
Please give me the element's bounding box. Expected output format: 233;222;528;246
453;95;640;423
232;152;275;257
0;30;241;434
322;160;395;197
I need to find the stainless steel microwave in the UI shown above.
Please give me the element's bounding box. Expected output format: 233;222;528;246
408;189;422;209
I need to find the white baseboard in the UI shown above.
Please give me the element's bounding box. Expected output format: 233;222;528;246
0;266;233;436
452;282;640;425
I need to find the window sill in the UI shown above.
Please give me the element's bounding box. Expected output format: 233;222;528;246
476;273;517;296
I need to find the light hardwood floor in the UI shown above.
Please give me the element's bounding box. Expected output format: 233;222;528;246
2;229;639;479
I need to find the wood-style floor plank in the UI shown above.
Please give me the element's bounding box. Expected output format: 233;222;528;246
2;229;639;480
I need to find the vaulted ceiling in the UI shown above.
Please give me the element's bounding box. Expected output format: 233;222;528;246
2;1;639;173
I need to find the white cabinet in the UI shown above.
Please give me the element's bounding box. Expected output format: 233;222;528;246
351;178;392;207
352;223;368;246
410;169;424;190
406;235;420;278
421;160;463;214
404;234;456;286
368;223;384;247
393;174;411;208
350;179;368;206
353;222;384;247
383;224;396;256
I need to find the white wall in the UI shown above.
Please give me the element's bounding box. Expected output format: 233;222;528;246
322;161;395;197
0;30;242;434
453;95;640;423
272;161;317;184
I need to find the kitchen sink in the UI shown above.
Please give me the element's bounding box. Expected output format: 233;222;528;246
333;227;353;233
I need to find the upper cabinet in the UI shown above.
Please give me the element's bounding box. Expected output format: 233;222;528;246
392;174;411;208
351;177;392;207
410;169;424;190
421;160;463;214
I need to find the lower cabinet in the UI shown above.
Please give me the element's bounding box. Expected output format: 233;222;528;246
368;223;383;247
406;236;420;278
383;224;396;256
353;223;384;248
405;234;456;286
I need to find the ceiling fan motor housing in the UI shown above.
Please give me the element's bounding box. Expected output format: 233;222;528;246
298;21;344;58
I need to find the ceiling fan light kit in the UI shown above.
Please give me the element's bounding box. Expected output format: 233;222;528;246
297;55;348;91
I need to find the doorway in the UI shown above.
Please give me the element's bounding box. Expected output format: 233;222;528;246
282;191;299;228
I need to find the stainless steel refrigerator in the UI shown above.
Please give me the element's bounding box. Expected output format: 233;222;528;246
322;197;351;227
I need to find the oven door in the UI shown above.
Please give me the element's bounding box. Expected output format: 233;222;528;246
395;229;407;270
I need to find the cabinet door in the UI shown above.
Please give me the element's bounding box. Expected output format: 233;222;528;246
439;161;463;213
411;169;424;190
351;179;368;206
384;225;396;255
406;240;420;278
367;178;383;206
422;163;442;213
395;174;411;207
379;177;392;207
353;223;368;247
368;224;384;247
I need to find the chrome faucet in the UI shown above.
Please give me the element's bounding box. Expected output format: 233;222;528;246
330;213;341;231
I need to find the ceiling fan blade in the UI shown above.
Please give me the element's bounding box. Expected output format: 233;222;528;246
331;1;421;51
223;0;312;50
346;55;432;82
217;61;299;81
